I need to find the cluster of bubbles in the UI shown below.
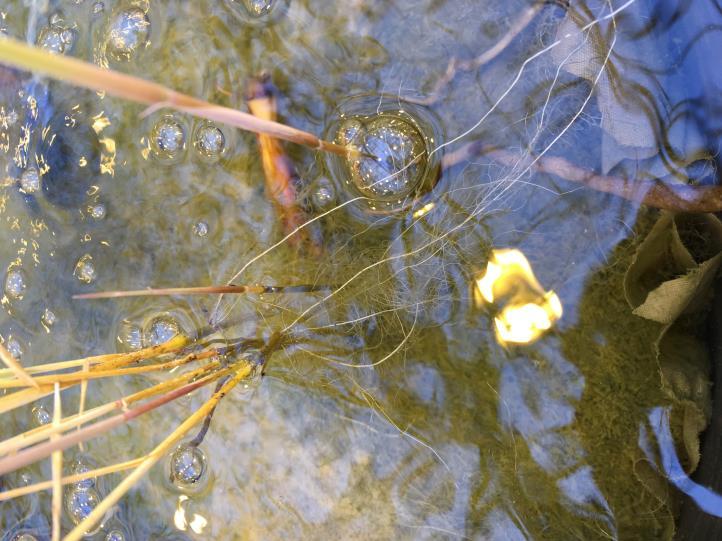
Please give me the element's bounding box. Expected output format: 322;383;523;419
106;7;151;62
336;114;427;201
37;13;76;55
64;456;103;533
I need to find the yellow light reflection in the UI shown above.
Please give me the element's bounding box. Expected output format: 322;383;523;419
475;249;562;345
412;202;435;219
173;495;209;534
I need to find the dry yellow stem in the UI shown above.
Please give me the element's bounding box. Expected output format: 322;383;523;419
65;365;251;541
0;37;351;156
0;347;217;389
0;362;222;457
51;383;62;541
0;343;39;389
0;334;189;379
0;457;144;501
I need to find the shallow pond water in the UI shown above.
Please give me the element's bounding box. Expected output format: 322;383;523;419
1;0;722;539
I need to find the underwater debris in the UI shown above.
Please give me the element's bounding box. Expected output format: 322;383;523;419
246;75;322;253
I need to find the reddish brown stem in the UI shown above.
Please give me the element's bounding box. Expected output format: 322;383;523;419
443;141;722;213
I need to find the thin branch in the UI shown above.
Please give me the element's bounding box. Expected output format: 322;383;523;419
0;335;189;379
442;141;722;213
73;283;332;300
406;3;543;105
0;37;353;157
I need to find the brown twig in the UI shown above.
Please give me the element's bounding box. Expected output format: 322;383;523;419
442;141;722;213
406;3;543;106
73;283;332;300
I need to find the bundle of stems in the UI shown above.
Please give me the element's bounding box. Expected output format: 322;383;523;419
0;330;277;539
0;37;353;157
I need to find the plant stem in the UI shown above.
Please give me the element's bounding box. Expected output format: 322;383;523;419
65;365;251;541
73;283;332;300
0;457;144;501
0;37;352;157
0;348;218;389
0;343;39;389
442;141;722;213
0;372;225;476
51;383;61;541
0;362;222;457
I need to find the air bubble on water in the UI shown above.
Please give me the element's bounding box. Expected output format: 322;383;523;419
32;405;51;426
89;202;107;220
193;221;209;237
19;167;40;194
194;123;225;161
312;179;336;210
74;254;97;284
5;337;24;359
106;8;150;62
5;269;28;300
37;26;74;55
105;530;126;541
143;314;180;347
13;534;39;541
41;308;57;331
242;0;275;17
337;118;365;147
65;485;101;527
169;444;207;489
151;116;186;163
71;456;97;490
342;115;427;200
117;320;143;352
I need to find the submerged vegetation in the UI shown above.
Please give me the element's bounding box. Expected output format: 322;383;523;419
0;0;721;539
